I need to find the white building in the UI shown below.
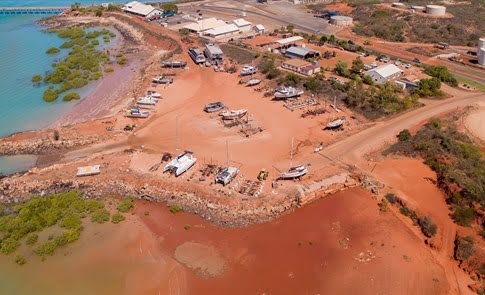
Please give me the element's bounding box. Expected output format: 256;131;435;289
204;43;224;64
253;24;265;35
205;24;240;39
122;1;162;19
183;18;227;34
232;18;252;32
364;64;403;84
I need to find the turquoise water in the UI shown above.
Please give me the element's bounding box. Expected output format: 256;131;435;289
0;1;124;174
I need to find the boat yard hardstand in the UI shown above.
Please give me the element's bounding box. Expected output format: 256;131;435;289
0;4;484;294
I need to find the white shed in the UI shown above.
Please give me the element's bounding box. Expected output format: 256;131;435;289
253;24;265;34
205;24;240;38
364;64;403;84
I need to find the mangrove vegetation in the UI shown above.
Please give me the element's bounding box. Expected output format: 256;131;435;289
32;27;122;102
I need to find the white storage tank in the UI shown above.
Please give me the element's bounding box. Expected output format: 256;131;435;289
478;37;485;50
329;15;353;26
478;47;485;66
426;5;446;16
411;5;426;12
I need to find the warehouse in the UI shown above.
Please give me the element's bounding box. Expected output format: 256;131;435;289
122;1;162;19
183;18;228;34
285;46;321;59
232;18;252;32
281;59;321;76
364;64;403;84
253;24;265;35
205;24;240;39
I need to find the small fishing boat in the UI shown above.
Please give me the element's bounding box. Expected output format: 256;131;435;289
204;101;225;113
279;165;308;180
136;96;157;106
163;151;197;176
247;78;261;86
152;76;173;84
240;65;257;76
162;60;187;68
76;165;101;177
215;167;239;186
125;107;149;118
146;90;161;99
220;109;247;120
274;87;304;100
325;117;345;130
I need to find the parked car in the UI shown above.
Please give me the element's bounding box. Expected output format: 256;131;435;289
413;58;421;64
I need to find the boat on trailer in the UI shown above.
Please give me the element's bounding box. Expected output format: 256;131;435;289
204;101;225;113
146;90;161;99
125;107;149;118
137;96;157;106
220;109;247;120
247;78;261;86
325;117;345;130
279;165;308;180
163;151;197;176
152;76;173;84
240;65;258;76
274;87;304;99
162;60;187;68
215;166;239;186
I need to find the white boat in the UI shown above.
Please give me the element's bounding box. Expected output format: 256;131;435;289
146;90;161;99
279;137;308;180
137;96;157;106
215;166;239;186
163;151;197;176
204;101;225;113
240;65;257;76
162;60;187;68
152;76;173;84
220;109;247;120
274;87;304;99
325;117;345;130
247;78;261;86
279;165;308;179
125;107;149;118
76;165;100;177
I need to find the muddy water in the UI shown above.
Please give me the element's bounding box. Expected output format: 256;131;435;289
0;188;448;294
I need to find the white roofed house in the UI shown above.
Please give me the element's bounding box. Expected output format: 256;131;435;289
232;18;252;32
122;1;162;19
364;64;403;85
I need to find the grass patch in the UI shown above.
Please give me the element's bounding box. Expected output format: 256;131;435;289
219;44;257;65
456;76;485;92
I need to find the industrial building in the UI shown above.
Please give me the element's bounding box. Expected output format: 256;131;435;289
364;64;403;84
183;18;227;34
274;36;304;50
329;15;353;26
478;37;485;66
281;59;321;76
285;46;321;59
426;5;446;16
232;18;252;32
205;24;240;39
122;1;162;19
204;43;224;64
253;24;265;35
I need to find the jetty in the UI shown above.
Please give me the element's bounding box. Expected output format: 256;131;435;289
0;7;68;15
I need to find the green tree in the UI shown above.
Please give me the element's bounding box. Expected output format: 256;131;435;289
351;57;364;73
397;129;412;141
111;213;126;224
32;75;43;84
46;47;60;54
334;60;350;78
161;2;178;14
286;24;295;33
